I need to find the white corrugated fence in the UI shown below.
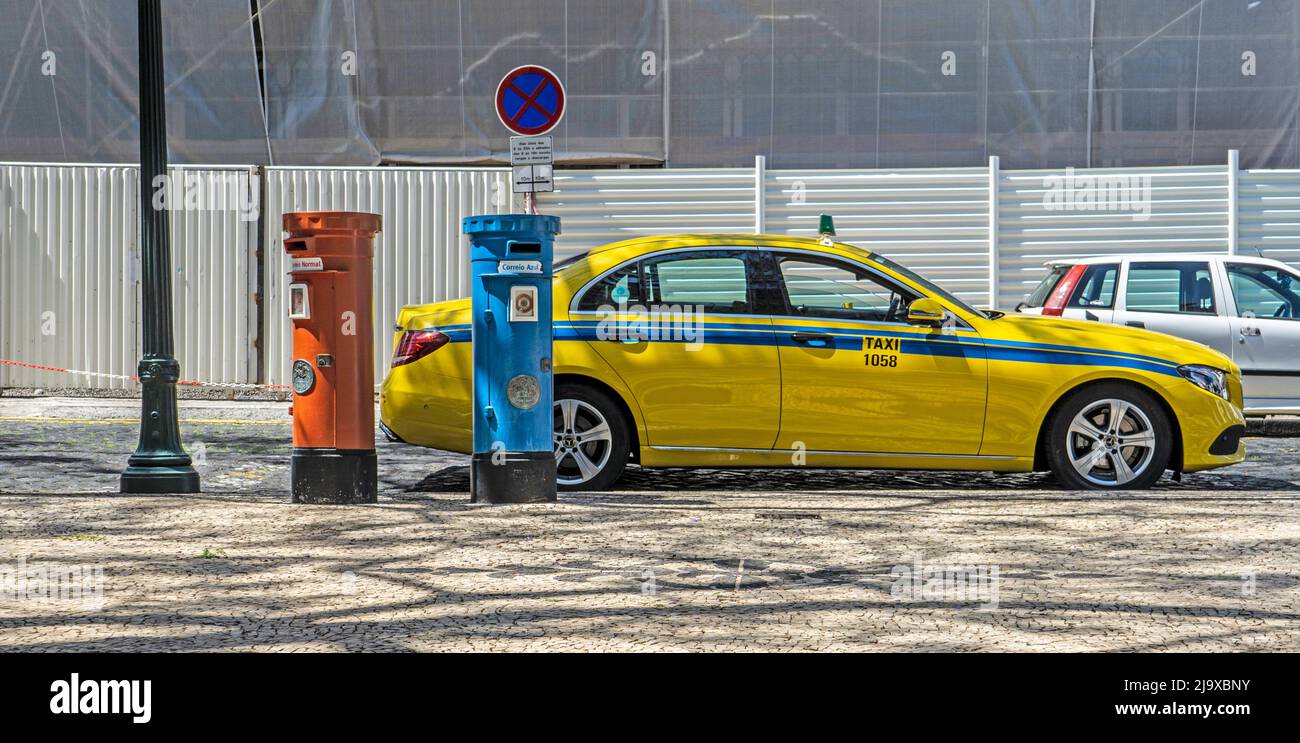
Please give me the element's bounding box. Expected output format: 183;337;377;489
2;153;1298;390
0;164;257;389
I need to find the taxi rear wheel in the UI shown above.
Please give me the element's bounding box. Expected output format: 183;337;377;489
1046;383;1172;490
553;383;630;491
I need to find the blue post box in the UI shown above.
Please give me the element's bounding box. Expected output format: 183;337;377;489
464;213;561;503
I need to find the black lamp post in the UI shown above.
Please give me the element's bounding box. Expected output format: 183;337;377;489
120;0;200;493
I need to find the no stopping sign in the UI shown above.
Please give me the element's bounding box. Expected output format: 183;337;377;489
496;65;566;136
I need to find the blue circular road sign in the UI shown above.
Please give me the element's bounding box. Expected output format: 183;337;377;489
495;65;566;136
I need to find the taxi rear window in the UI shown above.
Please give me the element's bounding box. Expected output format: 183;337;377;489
577;264;641;310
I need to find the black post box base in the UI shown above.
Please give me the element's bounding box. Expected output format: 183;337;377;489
470;451;557;504
291;448;378;504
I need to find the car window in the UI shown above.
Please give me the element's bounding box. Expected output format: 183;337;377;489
1069;264;1119;309
554;251;590;270
777;256;913;322
868;252;986;318
1227;263;1300;320
643;252;752;314
1125;261;1216;315
1023;266;1068;309
577;263;641;310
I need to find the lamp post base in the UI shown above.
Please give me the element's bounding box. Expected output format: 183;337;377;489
120;464;201;494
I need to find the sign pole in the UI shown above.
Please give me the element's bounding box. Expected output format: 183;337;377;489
120;0;199;494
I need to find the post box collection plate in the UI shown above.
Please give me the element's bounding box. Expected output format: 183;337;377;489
506;374;541;410
292;359;315;395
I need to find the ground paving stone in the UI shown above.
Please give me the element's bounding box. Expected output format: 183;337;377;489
0;417;1297;651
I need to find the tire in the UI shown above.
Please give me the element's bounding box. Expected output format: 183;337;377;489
553;382;631;492
1045;382;1173;490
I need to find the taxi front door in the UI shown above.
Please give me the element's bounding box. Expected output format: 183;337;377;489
766;251;987;455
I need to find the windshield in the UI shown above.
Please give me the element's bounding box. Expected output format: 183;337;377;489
1023;265;1068;309
867;252;989;319
554;251;590;270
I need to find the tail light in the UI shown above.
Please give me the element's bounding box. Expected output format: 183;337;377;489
1042;264;1087;317
392;329;450;367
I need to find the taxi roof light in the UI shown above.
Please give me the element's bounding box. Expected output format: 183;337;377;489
818;213;836;237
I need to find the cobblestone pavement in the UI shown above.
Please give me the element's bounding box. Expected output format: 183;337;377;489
1;415;1298;651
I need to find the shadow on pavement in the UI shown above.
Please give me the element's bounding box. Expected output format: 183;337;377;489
407;464;1299;493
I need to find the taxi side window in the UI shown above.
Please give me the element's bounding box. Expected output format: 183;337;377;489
1125;262;1216;315
643;252;752;314
577;264;641;310
777;257;912;322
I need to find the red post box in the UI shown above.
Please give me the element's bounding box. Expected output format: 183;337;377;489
282;211;381;504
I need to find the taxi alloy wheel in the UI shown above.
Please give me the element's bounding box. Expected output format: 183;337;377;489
1047;383;1172;490
1067;400;1156;486
553;383;630;491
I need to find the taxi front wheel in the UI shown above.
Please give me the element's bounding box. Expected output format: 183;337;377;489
1045;383;1172;490
553;383;630;491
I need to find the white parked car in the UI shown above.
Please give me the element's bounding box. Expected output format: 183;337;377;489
1017;253;1300;415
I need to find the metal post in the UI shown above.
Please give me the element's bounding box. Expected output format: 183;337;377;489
1227;149;1240;256
754;154;766;234
0;168;8;392
987;155;1000;311
1085;0;1097;168
662;0;671;165
120;0;200;494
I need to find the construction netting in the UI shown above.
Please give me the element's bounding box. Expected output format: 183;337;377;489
1;0;1297;169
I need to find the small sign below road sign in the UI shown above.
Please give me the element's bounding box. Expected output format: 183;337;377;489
512;164;554;194
510;135;553;166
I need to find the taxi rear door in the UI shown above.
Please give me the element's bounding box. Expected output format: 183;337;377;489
766;250;987;455
576;248;781;450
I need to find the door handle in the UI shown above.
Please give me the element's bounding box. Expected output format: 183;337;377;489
1240;326;1262;337
1125;320;1145;329
791;332;834;345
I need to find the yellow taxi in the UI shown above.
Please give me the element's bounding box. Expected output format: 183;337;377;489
380;233;1246;491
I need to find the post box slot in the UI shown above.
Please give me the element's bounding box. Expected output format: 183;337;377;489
285;238;309;252
507;241;541;255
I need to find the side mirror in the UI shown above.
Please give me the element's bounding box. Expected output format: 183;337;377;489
905;297;946;327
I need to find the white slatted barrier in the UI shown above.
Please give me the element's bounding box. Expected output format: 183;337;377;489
5;154;1297;391
0;164;257;389
765;167;993;308
997;165;1231;307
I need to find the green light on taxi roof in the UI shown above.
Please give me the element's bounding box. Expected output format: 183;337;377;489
818;213;836;236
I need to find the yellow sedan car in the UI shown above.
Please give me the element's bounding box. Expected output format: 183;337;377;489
381;234;1246;491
